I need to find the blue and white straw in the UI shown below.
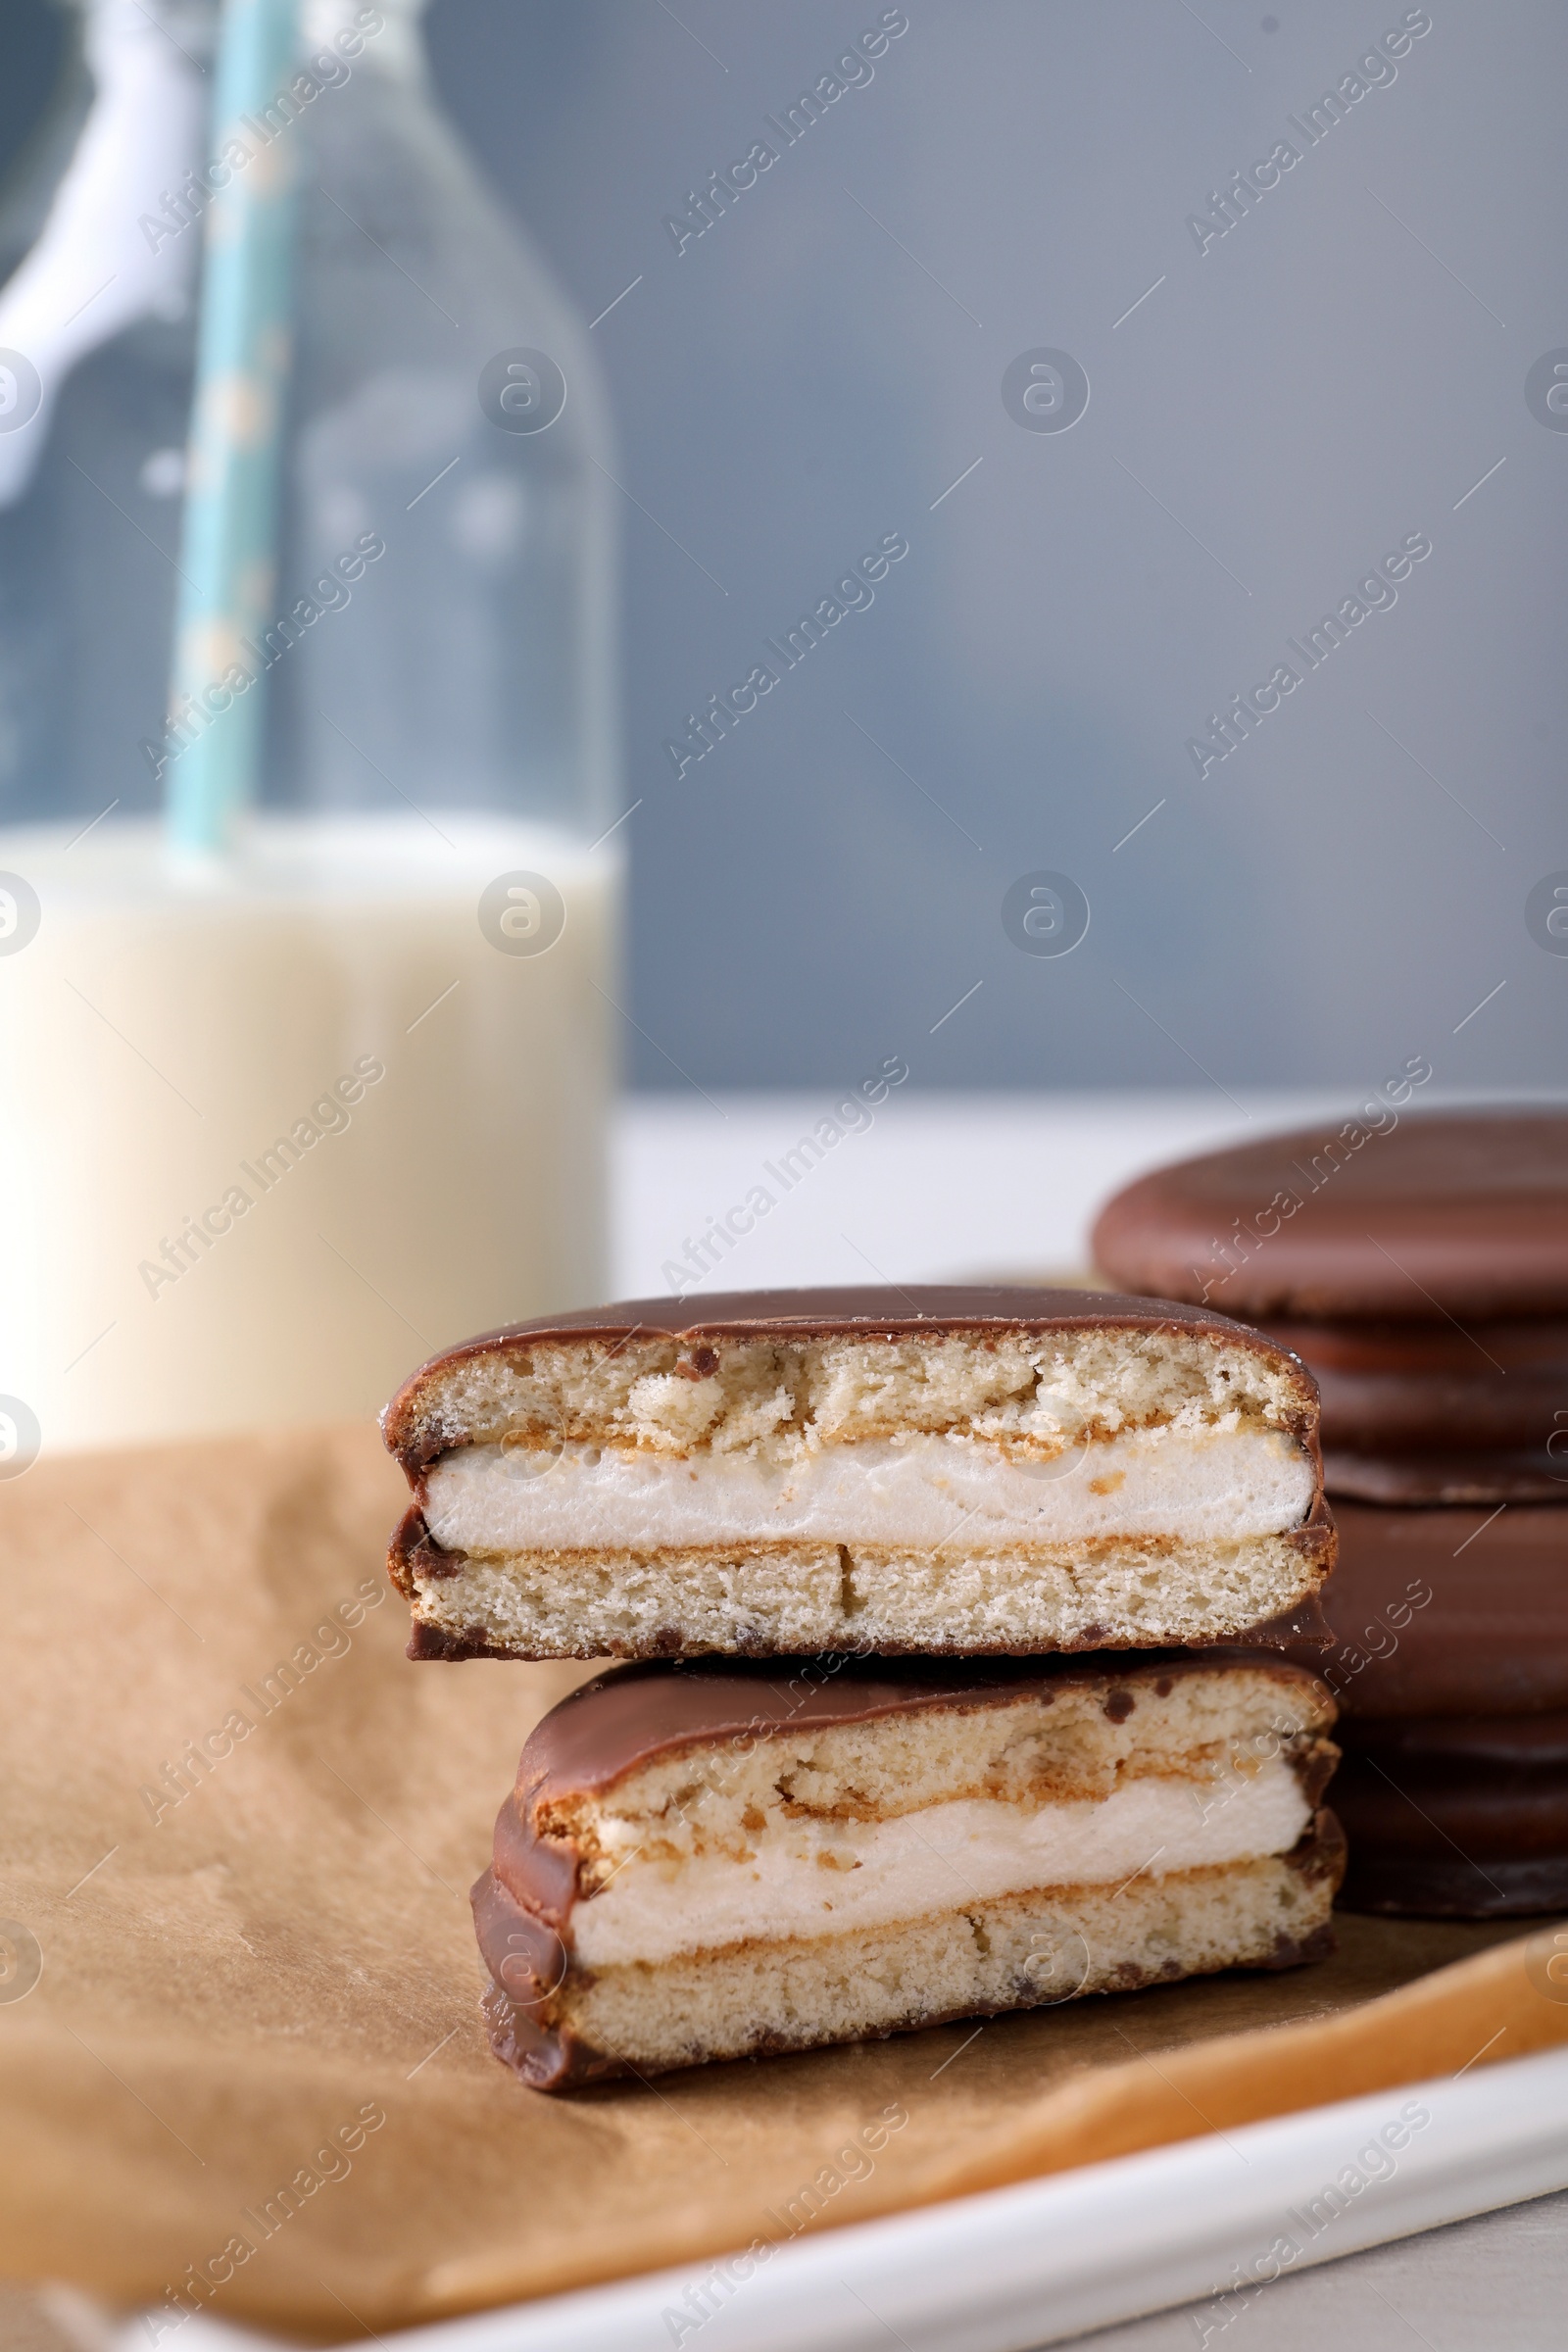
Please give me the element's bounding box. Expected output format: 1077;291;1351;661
166;0;299;860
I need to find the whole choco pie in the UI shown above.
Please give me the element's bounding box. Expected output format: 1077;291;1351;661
1095;1108;1568;1920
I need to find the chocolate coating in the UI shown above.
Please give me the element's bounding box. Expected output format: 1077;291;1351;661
503;1650;1329;1816
1267;1316;1568;1503
1285;1499;1568;1719
1270;1318;1568;1448
1323;1450;1568;1507
381;1284;1320;1474
1334;1711;1568;1918
473;1652;1340;2089
1092;1110;1568;1321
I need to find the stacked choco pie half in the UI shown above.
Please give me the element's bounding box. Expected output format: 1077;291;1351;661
381;1288;1345;2088
1094;1109;1568;1919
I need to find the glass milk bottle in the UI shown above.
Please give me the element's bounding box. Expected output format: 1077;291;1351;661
0;0;619;1455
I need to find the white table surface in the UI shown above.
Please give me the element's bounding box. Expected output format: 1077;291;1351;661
1055;2187;1568;2350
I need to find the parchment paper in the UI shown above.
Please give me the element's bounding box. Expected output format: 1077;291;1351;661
1;1424;1563;2341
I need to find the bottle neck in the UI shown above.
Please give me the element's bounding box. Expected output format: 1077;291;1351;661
70;0;215;62
301;0;427;79
63;1;428;81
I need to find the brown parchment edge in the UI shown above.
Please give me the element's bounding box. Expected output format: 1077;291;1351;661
0;1416;1558;2346
419;1923;1568;2324
3;1925;1562;2340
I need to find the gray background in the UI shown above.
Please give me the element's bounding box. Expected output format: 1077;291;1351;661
6;0;1567;1093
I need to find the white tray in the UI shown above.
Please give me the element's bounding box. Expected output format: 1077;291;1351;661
123;2043;1568;2352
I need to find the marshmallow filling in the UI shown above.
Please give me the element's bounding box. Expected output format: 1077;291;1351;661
425;1425;1316;1556
570;1760;1310;1966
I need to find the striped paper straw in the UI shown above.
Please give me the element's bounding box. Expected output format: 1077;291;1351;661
165;0;300;860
